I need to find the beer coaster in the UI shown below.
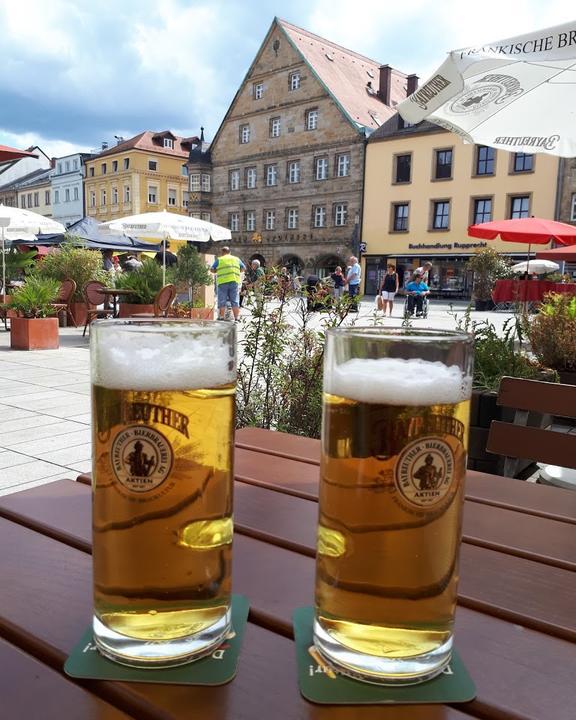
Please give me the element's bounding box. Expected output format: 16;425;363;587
293;607;476;705
64;594;249;686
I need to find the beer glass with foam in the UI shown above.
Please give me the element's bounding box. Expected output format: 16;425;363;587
90;319;235;667
314;328;473;684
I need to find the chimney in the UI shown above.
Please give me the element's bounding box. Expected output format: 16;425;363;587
406;74;419;97
378;65;392;106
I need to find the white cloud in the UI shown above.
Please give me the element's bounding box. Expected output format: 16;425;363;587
0;129;90;159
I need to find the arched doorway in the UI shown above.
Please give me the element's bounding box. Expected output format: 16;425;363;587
315;254;345;279
278;254;304;277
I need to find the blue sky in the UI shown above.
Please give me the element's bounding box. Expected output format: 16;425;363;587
0;0;574;157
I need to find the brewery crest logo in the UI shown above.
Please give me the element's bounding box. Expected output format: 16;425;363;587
395;436;455;508
111;425;173;492
448;74;524;115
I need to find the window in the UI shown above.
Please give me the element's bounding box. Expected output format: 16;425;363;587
112;187;118;205
229;212;240;232
513;153;534;172
27;194;32;208
476;146;495;175
101;163;107;175
392;203;409;231
190;174;201;191
148;160;158;171
73;159;78;170
201;212;211;222
112;160;118;172
163;138;173;149
289;71;300;90
123;158;130;170
266;164;278;186
100;189;107;206
124;185;130;203
395;154;411;183
245;167;257;189
34;192;39;207
571;193;576;222
305;109;318;130
45;190;50;205
201;174;211;192
239;124;250;144
287;208;298;229
265;209;276;230
89;167;95;177
65;161;70;172
57;163;63;174
20;196;25;208
148;186;158;204
229;169;240;191
315;157;328;180
334;203;348;226
288;161;300;184
254;82;263;99
434;149;453;179
54;190;60;204
181;165;189;176
269;117;281;138
182;191;189;208
432;200;450;229
510;195;530;219
90;191;96;208
65;188;70;202
473;198;492;224
168;188;177;206
336;153;350;177
73;187;79;201
245;210;256;231
314;206;326;228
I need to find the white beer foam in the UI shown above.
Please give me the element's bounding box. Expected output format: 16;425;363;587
326;357;470;405
92;326;235;390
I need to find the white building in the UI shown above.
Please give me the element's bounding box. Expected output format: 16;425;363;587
51;152;92;227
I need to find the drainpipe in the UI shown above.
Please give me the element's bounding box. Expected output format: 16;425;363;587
554;157;565;223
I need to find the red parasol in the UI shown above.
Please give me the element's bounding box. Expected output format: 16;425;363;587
0;145;39;163
468;217;576;245
536;246;576;262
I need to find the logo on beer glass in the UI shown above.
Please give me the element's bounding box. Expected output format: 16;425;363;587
111;425;173;492
395;437;455;508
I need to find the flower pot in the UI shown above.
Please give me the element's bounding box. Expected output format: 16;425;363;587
118;303;154;318
189;307;214;320
10;317;59;350
71;301;94;327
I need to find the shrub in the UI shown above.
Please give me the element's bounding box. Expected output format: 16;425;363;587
37;240;106;300
528;293;576;372
114;258;166;304
9;276;60;318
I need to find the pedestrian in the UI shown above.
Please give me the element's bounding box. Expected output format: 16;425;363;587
415;261;433;285
330;266;346;300
405;272;430;317
124;254;143;272
379;264;399;317
102;249;114;272
210;246;246;321
155;241;178;268
345;255;361;311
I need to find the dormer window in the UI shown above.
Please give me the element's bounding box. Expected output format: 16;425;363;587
163;138;173;149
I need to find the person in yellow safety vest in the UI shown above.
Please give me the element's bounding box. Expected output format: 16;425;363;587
210;246;246;321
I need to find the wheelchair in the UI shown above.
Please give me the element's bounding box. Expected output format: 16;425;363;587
403;292;429;319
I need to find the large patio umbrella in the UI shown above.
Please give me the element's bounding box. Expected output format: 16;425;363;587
0;204;65;295
0;145;38;163
510;259;559;275
536;245;576;262
397;21;576;157
100;210;231;283
31;217;162;253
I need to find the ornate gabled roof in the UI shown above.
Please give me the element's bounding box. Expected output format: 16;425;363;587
92;131;198;159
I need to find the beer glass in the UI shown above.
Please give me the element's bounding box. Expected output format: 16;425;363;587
90;319;236;667
314;327;473;684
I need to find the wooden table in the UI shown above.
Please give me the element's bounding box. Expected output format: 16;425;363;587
0;426;575;719
101;288;134;317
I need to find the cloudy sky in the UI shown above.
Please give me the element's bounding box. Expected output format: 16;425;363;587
0;0;574;157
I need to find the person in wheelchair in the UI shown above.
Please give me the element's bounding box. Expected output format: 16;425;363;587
404;272;430;317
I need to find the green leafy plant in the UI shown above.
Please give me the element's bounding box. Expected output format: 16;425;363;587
3;248;38;288
9;276;60;318
173;244;212;304
467;247;513;302
114;258;166;304
37;240;106;300
528;293;576;372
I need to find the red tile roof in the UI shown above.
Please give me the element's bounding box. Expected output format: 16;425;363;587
92;131;199;159
279;19;410;131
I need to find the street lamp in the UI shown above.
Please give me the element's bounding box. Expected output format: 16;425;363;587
0;215;10;300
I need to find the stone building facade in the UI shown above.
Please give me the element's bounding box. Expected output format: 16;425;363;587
556;158;576;225
189;18;413;276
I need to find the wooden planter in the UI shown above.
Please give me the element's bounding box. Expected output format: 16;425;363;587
10;317;59;350
118;303;154;318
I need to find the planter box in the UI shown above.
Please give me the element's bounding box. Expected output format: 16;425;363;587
70;301;94;327
118;303;154;318
189;307;214;320
10;317;59;350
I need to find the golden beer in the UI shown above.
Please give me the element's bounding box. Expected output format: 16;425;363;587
90;320;236;666
314;333;473;684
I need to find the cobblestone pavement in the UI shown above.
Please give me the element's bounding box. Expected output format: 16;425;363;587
0;300;516;496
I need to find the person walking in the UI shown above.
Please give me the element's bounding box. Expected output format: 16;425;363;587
379;264;399;317
210;246;246;321
345;256;361;311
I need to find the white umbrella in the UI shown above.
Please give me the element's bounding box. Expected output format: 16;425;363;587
100;210;231;283
397;21;576;157
510;259;560;275
0;204;66;296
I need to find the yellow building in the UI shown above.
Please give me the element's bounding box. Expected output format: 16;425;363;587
84;131;197;222
362;119;559;296
15;168;53;218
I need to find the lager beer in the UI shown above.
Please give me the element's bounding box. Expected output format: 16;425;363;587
90;320;236;667
314;330;473;684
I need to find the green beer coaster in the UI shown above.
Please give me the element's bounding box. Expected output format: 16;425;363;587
293;607;476;705
64;595;249;686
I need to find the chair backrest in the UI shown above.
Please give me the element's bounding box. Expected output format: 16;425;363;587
83;280;106;306
487;377;576;475
55;278;77;305
154;284;176;317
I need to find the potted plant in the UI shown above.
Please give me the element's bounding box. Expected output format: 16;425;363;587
467;247;512;311
114;258;164;317
37;239;106;325
172;244;214;319
8;276;60;350
528;293;576;385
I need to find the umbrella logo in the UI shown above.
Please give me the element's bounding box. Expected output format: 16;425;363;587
448;74;524;115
